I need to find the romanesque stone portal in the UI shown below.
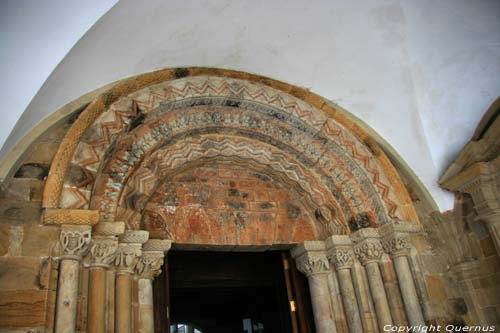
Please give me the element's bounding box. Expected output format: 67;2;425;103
0;68;498;333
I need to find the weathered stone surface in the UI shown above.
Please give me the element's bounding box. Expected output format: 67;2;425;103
425;274;447;302
4;178;45;202
0;225;9;256
0;257;41;291
14;163;49;180
22;225;59;257
0;199;42;225
8;225;23;256
0;290;48;329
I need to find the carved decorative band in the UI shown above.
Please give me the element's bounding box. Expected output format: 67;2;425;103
44;208;99;225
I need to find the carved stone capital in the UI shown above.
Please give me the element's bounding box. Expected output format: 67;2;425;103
136;239;171;279
295;252;330;276
382;235;411;258
136;251;165;280
291;241;330;276
114;243;142;274
325;235;354;270
114;230;149;274
354;241;383;265
59;225;92;259
89;236;119;268
351;227;383;265
327;248;354;270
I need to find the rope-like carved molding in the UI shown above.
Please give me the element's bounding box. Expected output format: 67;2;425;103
43;208;99;225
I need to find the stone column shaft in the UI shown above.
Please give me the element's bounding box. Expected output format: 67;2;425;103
336;268;363;333
55;225;91;333
352;229;393;331
87;223;124;333
56;258;81;333
327;271;349;332
136;240;172;333
116;273;133;333
392;255;425;326
138;279;155;333
292;241;337;333
365;262;393;327
380;258;408;326
326;236;363;333
381;230;425;327
114;231;149;333
88;267;107;333
351;262;378;333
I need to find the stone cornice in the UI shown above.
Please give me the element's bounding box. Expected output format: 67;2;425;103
440;111;500;185
440;156;500;193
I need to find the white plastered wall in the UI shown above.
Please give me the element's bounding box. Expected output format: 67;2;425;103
1;0;499;211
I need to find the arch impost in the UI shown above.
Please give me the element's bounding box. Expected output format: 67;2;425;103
325;235;354;270
43;208;99;225
143;239;172;253
93;221;126;237
119;230;149;244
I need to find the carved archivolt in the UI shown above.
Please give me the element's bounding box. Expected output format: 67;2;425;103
41;68;420;241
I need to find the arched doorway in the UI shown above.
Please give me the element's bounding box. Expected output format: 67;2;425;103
33;68;426;333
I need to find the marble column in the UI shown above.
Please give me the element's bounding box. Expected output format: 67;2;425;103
326;236;363;333
87;222;125;333
352;228;393;331
292;241;337;333
380;225;425;327
114;230;149;333
136;239;172;333
55;225;92;333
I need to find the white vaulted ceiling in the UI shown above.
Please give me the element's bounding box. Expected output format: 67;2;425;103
1;0;499;211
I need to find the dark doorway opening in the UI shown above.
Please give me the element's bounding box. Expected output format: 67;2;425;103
153;250;315;333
